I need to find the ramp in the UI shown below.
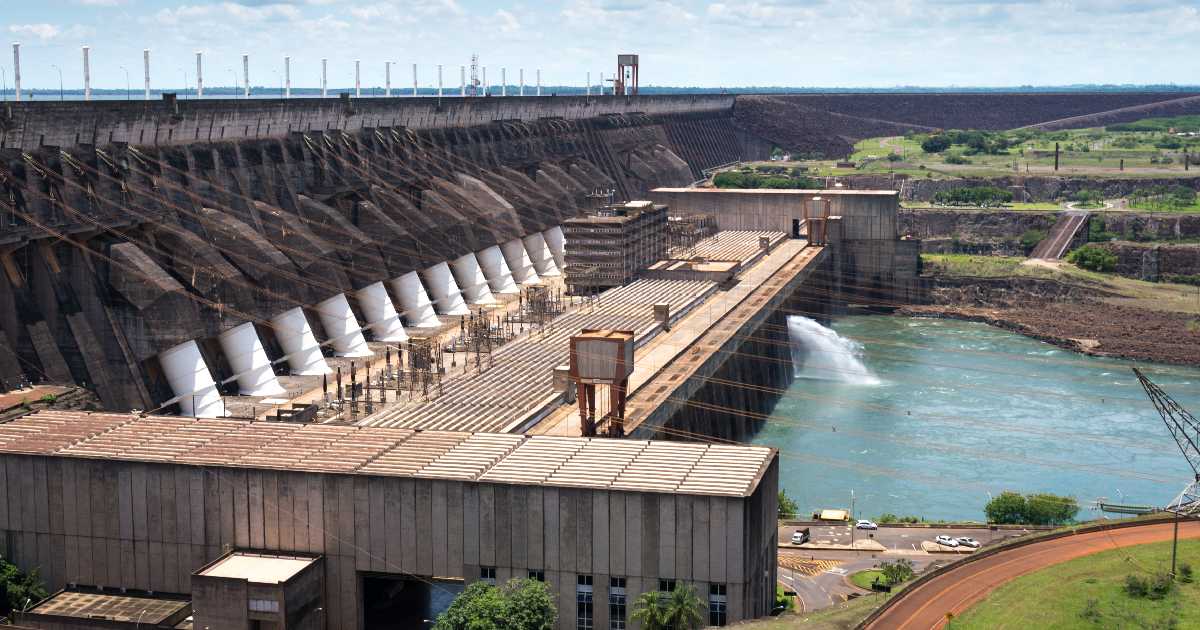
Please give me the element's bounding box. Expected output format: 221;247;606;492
1031;211;1089;260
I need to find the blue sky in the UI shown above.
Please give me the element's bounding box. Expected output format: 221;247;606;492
2;0;1198;89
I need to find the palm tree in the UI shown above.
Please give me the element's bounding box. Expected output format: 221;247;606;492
631;585;706;630
663;585;705;630
631;591;668;630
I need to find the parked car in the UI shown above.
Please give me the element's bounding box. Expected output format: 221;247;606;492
791;528;810;545
935;535;960;547
956;537;981;548
855;519;879;530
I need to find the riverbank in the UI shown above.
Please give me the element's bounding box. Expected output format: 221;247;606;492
911;255;1200;367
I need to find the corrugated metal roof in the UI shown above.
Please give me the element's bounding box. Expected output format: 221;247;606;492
0;411;774;497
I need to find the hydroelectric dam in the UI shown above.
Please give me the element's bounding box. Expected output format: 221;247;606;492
0;94;920;629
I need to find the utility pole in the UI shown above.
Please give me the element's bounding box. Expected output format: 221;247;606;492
437;64;443;98
460;65;466;97
412;63;418;97
586;71;591;96
519;68;524;96
536;68;541;96
321;58;327;98
501;67;506;97
355;59;361;97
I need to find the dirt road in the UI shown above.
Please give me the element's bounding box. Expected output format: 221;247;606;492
864;520;1200;630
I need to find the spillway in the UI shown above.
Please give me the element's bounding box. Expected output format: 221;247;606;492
422;262;470;315
356;281;409;342
315;293;373;358
477;245;519;294
523;232;560;277
391;272;442;328
501;238;541;286
270;307;332;376
158;340;224;418
543;226;566;270
450;253;498;305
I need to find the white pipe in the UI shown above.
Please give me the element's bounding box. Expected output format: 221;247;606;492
321;58;327;98
450;253;497;305
284;55;291;99
501;238;540;285
270;307;331;375
315;293;373;357
217;322;286;397
421;262;470;315
356;281;409;342
501;68;506;97
385;61;391;97
158;340;223;418
477;246;519;294
82;46;91;101
355;59;361;97
523;232;560;277
243;54;250;98
519;68;524;97
460;65;465;97
536;69;541;97
543;226;566;270
143;49;150;100
412;62;417;97
390;271;441;328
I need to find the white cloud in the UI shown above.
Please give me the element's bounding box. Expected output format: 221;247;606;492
495;9;521;34
77;0;127;6
9;23;62;40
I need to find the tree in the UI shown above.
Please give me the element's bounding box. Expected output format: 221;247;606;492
778;489;799;520
921;135;952;153
631;585;705;630
0;558;47;616
434;579;556;630
1024;493;1079;525
1067;245;1117;272
879;559;915;585
984;491;1027;524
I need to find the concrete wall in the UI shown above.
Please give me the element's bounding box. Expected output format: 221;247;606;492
647;189;899;239
0;94;735;150
0;453;776;629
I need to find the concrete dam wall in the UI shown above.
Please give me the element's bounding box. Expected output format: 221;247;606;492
0;95;746;412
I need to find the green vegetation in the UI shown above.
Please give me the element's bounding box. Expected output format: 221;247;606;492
876;513;924;524
1020;228;1047;253
778;489;799;520
932;186;1014;208
0;557;48;617
774;585;794;613
1087;216;1121;242
850;569;886;590
1107;115;1200;133
38;394;57;404
1067;245;1118;273
1068;189;1106;209
1130;185;1200;213
954;539;1200;629
712;166;821;190
631;585;706;630
433;579;556;630
851;560;915;591
984;491;1080;525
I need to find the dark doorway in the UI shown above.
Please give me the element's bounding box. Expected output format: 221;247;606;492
362;574;464;630
792;219;801;239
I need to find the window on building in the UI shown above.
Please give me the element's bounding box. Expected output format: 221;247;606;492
528;570;545;582
248;598;280;614
608;577;627;630
480;566;496;586
658;579;677;593
709;584;728;627
576;574;594;630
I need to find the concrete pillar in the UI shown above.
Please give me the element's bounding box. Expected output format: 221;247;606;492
586;71;591;96
270;307;331;376
391;271;441;328
501;68;506;97
501;239;541;285
422;262;470;316
483;66;487;96
195;51;203;97
537;69;541;96
217;322;287;397
356;281;409;342
355;59;361;97
477;246;519;294
143;48;150;100
321;58;327;98
385;61;391;97
316;293;373;357
412;63;418;97
438;64;443;98
243;54;250;98
158;340;223;418
600;72;605;96
82;46;91;101
450;253;497;305
285;55;291;99
460;65;466;97
12;42;20;102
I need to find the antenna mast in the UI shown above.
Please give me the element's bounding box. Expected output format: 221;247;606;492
468;54;480;97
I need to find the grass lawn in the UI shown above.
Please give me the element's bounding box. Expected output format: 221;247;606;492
849;569;886;590
735;590;899;630
1130;200;1200;214
953;539;1200;629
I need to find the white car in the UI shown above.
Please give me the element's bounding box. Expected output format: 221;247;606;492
935;535;960;547
956;537;981;548
791;529;810;545
855;519;879;530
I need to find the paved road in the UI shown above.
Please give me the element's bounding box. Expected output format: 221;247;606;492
775;524;1029;612
863;520;1200;630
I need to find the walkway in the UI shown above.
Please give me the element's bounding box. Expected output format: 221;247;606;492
1030;210;1089;260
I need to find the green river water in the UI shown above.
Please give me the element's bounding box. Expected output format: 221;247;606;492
754;315;1200;522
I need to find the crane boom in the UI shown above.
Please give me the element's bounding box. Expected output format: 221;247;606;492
1133;367;1200;516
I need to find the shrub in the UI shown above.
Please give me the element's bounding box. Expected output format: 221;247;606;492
886;153;903;162
774;585;794;612
932;186;1013;208
985;491;1079;525
880;559;915;585
1180;563;1194;583
876;513;923;524
944;153;971;165
1125;574;1149;598
778;489;799;520
1124;573;1174;600
1079;598;1102;623
1067;245;1117;272
921;135;952;153
1020;229;1047;253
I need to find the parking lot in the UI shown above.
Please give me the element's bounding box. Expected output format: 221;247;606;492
775;522;1035;613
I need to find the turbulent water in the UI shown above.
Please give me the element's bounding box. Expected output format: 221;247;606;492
755;315;1200;522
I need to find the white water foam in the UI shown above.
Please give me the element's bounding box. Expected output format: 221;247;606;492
787;315;880;385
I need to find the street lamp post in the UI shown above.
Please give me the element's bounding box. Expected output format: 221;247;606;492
119;65;130;100
51;64;63;101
